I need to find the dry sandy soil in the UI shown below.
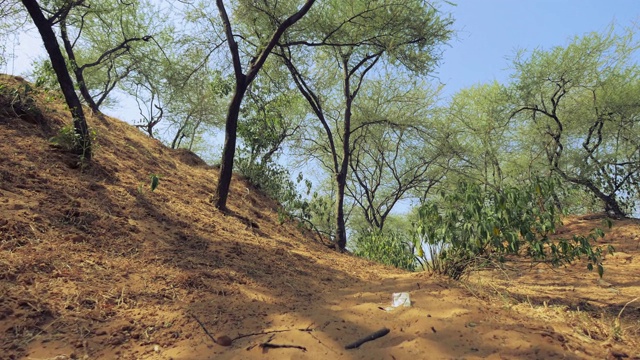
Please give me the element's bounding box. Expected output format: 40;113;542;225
0;75;639;359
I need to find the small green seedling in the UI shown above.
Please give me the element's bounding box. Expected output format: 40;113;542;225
150;174;161;192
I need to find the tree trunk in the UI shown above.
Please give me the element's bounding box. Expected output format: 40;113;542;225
552;192;564;214
22;0;91;161
60;19;100;114
602;194;626;219
213;0;314;211
171;115;191;149
334;61;353;251
559;170;627;218
335;170;348;250
188;119;202;151
214;81;247;209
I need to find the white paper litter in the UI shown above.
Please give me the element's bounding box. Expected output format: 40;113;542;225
385;292;411;311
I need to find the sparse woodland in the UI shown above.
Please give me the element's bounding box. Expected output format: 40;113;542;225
1;0;639;275
0;1;639;359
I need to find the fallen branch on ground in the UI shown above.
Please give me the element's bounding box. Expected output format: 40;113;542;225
345;328;390;349
234;326;314;342
190;313;232;346
190;313;217;344
260;342;307;352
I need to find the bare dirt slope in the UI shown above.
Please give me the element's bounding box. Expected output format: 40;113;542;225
0;75;638;360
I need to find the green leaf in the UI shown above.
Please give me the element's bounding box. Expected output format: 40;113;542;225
150;174;160;192
595;228;605;238
604;218;613;229
597;264;604;278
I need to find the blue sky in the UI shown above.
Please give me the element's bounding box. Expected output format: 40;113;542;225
436;0;639;98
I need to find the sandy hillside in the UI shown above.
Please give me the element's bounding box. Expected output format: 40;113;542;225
0;74;638;360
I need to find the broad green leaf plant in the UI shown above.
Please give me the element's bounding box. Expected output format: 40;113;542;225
413;178;614;279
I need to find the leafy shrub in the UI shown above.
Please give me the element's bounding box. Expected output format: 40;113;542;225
412;178;613;280
354;230;416;271
0;82;41;121
31;59;59;91
49;123;96;162
236;156;300;206
49;124;79;149
236;154;339;243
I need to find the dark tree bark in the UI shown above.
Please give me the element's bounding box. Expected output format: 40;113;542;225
513;79;629;219
134;104;163;138
213;0;315;210
559;171;627;218
171;116;191;149
334;57;354;250
58;19;99;113
21;0;91;160
277;47;381;251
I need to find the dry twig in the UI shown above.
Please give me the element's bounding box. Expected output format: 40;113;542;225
345;328;390;349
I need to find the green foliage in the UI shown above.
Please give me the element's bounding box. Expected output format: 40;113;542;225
238;88;301;162
0;81;42;122
235;70;311;225
299;0;454;75
272;0;454;249
347;77;448;231
437;26;640;218
353;230;416;271
150;174;160;192
135;173;161;194
31;58;60;90
265;175;337;242
49;123;97;162
290;190;335;233
508;26;640;216
61;0;163;109
49;124;78;150
444;82;513;189
236;156;300;206
413;178;614;280
236;156;339;241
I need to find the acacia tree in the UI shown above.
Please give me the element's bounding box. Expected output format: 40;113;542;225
510;27;640;217
27;0;160;114
0;0;26;68
21;0;91;160
131;76;163;138
109;12;232;147
125;47;230;145
232;66;309;208
211;0;315;210
444;82;581;213
55;0;156;114
278;0;452;250
445;82;516;190
238;74;304;168
174;72;230;152
346;78;448;231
